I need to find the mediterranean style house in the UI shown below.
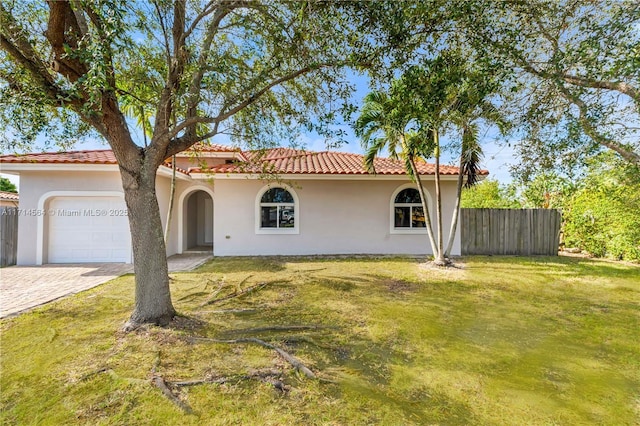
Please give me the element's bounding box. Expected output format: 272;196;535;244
0;144;486;265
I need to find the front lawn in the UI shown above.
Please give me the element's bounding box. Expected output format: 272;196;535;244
1;256;638;425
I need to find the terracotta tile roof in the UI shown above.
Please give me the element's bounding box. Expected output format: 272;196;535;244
161;163;191;175
0;191;19;201
187;142;241;153
193;149;481;176
0;146;487;176
0;149;117;164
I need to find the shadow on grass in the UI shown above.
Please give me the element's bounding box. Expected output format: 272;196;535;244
3;256;639;425
195;257;287;273
465;255;639;278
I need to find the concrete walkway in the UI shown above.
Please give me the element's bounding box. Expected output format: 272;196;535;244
0;253;211;319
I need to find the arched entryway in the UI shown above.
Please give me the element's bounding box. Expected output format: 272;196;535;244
180;188;214;253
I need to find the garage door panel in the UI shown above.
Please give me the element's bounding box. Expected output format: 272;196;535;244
48;196;131;263
111;232;129;244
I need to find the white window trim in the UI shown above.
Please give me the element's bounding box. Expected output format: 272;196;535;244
389;183;433;235
255;184;300;235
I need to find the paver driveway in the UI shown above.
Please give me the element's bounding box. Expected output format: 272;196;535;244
0;254;211;318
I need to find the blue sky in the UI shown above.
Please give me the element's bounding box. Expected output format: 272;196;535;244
1;73;518;190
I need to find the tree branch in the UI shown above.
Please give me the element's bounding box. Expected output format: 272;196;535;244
184;5;234;140
216;63;333;122
187;336;316;379
559;74;640;104
151;0;187;146
182;0;221;42
152;0;172;65
45;0;88;82
556;85;640;165
0;5;62;97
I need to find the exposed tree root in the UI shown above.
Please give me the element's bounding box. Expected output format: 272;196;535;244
223;325;336;335
122;310;176;332
152;375;194;414
209;279;225;299
235;274;254;292
277;335;342;351
186;336;316;379
177;291;210;302
78;367;147;385
173;369;288;392
198;308;259;314
78;367;110;381
199;279;290;307
180;279;224;302
150;351;194;414
293;267;328;273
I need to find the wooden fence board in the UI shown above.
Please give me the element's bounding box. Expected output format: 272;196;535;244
1;207;18;267
461;208;560;256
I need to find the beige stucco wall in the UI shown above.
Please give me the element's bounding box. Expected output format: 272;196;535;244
0;199;18;207
173;156;228;170
210;178;461;256
14;169;461;264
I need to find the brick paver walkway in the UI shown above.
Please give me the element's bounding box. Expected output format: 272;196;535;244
0;253;211;318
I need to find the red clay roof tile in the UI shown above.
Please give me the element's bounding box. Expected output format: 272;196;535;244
194;150;473;176
186;142;241;153
0;149;117;164
0;191;19;201
0;146;488;176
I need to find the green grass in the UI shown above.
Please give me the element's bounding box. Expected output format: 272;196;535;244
1;256;639;425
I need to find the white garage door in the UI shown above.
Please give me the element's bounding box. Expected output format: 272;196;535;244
48;196;131;263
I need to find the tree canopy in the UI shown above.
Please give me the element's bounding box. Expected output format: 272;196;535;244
0;176;18;193
0;1;359;154
457;0;640;178
352;0;639;180
0;0;366;327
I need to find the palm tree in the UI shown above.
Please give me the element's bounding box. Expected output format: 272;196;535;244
354;90;439;258
444;90;505;257
445;122;483;257
355;54;503;265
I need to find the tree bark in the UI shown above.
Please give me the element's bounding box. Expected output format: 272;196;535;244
121;159;176;329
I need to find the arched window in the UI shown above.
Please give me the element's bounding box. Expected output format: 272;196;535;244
256;186;298;233
393;188;426;229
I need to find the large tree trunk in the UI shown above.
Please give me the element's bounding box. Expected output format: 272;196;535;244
121;160;176;330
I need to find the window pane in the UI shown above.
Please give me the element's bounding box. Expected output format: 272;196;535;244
280;206;295;228
261;206;278;228
261;188;294;203
394;188;421;204
412;207;426;227
395;207;411;228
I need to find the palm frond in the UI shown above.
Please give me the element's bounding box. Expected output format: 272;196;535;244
461;123;483;188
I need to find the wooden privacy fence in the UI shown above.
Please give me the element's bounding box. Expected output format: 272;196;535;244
461;208;561;256
1;207;18;267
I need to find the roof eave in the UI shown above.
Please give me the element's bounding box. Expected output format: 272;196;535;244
0;163;119;172
192;172;464;181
